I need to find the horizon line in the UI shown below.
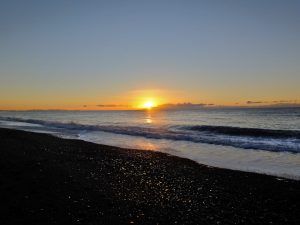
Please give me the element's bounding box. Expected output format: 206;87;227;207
1;104;300;112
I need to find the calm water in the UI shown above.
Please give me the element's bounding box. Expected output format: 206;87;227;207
1;108;300;179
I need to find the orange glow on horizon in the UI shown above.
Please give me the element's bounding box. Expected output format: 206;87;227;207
143;100;156;109
1;87;299;111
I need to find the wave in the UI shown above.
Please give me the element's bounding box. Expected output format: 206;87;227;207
1;116;300;153
185;125;300;139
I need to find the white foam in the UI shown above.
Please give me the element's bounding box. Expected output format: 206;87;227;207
79;131;300;180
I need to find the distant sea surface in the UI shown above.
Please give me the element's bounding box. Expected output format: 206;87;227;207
1;108;300;179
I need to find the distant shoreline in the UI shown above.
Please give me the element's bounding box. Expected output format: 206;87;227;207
0;128;299;224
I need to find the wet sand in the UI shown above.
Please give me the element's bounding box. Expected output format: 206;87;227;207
0;128;299;224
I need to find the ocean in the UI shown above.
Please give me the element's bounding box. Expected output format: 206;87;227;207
1;107;300;179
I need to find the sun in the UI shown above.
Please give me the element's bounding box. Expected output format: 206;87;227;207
143;100;156;109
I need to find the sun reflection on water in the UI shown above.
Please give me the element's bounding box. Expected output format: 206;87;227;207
132;139;158;151
145;111;153;124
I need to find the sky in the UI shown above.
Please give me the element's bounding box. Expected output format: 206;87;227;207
0;0;299;110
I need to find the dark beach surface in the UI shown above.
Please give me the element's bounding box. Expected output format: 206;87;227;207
0;128;299;225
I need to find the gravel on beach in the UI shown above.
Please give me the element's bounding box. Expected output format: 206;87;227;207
0;128;299;225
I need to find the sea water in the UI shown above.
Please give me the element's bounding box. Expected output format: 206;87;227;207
1;108;300;179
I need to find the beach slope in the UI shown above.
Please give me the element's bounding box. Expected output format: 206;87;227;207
0;128;299;224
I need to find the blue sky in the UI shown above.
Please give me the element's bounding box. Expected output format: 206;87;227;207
0;0;299;109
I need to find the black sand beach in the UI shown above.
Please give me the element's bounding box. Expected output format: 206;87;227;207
0;128;299;225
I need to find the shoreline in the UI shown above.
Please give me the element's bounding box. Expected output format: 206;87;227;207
3;125;300;181
0;128;299;224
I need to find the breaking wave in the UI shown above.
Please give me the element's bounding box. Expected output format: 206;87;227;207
185;125;300;139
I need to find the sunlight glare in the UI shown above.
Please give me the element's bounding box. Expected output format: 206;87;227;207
143;101;156;109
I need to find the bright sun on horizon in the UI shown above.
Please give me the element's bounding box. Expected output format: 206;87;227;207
143;100;156;109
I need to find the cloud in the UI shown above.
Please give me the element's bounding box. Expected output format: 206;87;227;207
246;101;264;104
158;102;213;109
243;100;300;108
272;100;297;103
246;100;299;105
